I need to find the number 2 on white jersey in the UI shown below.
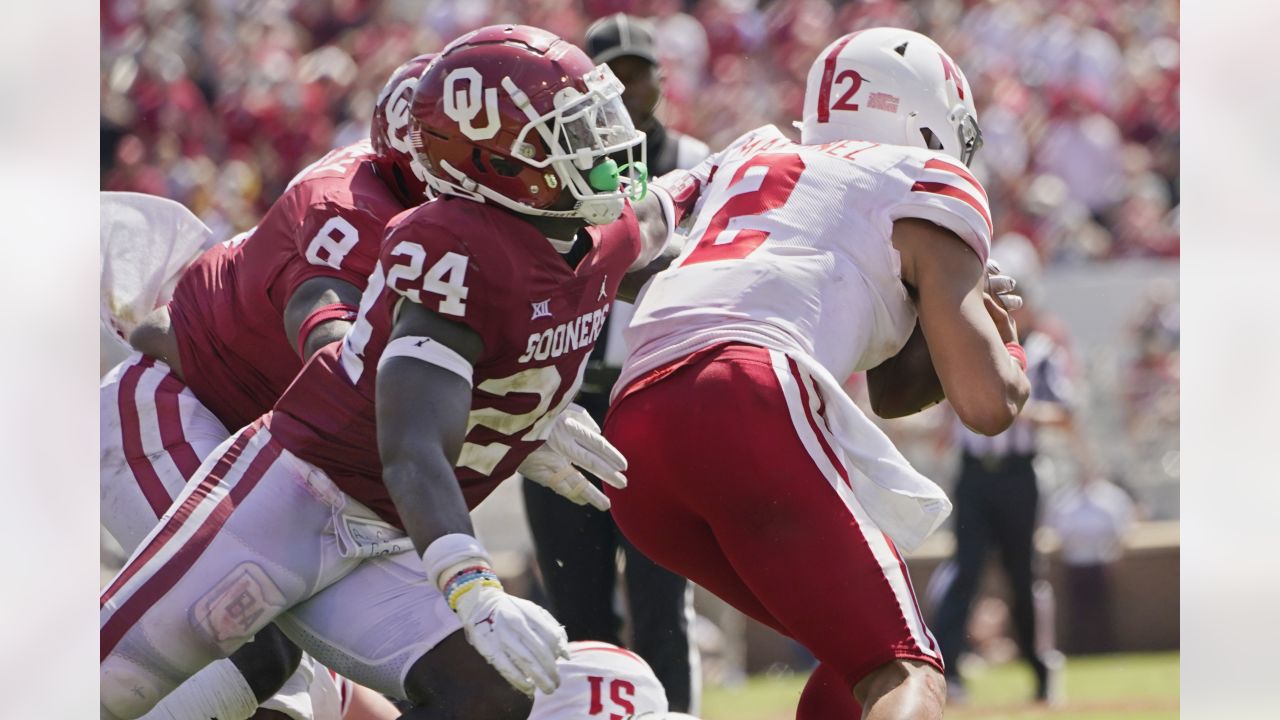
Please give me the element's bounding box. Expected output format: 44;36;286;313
679;152;806;267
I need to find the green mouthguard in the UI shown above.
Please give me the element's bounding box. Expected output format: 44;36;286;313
588;160;649;201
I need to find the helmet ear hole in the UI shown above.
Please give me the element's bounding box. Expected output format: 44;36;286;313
470;148;490;174
919;127;944;151
488;153;523;177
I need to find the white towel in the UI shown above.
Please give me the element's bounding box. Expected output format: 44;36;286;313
787;351;952;552
100;192;216;344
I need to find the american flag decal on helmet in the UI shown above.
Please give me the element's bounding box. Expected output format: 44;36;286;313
868;92;899;112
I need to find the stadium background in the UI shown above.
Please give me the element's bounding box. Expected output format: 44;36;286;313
100;0;1180;717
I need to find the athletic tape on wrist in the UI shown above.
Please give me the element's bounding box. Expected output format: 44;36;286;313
379;335;474;386
297;303;358;357
651;168;702;224
1006;341;1028;372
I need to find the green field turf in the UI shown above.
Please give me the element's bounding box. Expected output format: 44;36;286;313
700;652;1179;720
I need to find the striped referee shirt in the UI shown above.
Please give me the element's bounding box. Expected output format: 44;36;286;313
954;330;1074;457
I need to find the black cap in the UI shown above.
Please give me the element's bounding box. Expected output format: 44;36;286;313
584;13;658;65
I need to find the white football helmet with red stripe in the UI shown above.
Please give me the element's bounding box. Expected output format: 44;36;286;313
800;27;982;166
528;641;669;720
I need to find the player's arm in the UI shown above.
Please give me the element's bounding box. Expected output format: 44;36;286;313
892;218;1030;435
283;277;362;360
376;298;568;696
618;166;709;301
376;299;483;553
868;263;1022;418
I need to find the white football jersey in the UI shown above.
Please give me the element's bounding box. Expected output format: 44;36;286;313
528;641;668;720
617;125;993;394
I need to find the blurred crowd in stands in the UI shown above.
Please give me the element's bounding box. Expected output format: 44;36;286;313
101;0;1180;512
102;0;1179;264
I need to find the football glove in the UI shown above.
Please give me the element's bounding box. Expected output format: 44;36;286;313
426;534;569;697
522;403;628;510
519;444;613;511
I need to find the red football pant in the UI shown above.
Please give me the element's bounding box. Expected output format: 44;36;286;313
605;344;941;716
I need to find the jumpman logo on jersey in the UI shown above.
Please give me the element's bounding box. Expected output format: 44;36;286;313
531;299;552;320
598;276;608;301
475;610;497;631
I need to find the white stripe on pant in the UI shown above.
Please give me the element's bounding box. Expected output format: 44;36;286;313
768;348;940;660
100;424;461;719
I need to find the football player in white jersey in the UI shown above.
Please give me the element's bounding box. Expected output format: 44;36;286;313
602;28;1030;720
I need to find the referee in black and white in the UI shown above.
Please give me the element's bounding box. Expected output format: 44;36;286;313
521;13;709;714
930;235;1074;704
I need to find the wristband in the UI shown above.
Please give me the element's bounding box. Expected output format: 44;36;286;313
422;533;492;589
1005;342;1028;372
297;303;358;357
441;565;503;611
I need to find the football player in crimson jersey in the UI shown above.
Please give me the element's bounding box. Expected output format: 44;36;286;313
98;55;436;720
100;25;680;720
602;28;1030;720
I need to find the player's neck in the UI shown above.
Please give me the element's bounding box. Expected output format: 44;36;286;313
525;215;587;253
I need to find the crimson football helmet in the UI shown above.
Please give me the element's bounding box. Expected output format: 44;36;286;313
410;25;646;227
372;53;437;206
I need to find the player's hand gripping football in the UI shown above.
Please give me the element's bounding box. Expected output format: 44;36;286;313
985;259;1022;311
518;403;628;511
982;260;1019;344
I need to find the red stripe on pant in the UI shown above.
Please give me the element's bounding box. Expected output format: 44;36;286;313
118;356;173;517
787;354;934;657
100;425;258;610
101;426;280;660
786;357;851;489
155;371;204;479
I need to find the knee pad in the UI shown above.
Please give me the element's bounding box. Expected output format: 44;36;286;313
101;653;167;719
190;561;288;656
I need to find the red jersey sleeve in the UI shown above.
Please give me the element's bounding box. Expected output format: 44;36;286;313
280;198;388;298
586;202;643;269
378;212;512;357
889;150;993;264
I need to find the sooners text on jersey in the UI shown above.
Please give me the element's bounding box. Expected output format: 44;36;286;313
168;141;406;431
268;196;643;526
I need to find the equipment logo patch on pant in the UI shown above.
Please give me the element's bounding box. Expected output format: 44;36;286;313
192;561;288;652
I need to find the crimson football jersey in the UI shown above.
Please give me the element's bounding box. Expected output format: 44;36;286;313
168;141;406;431
268;196;643;527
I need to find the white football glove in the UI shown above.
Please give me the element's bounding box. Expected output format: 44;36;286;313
985;259;1023;311
519;444;614;511
547;403;628;487
519;403;628;511
452;580;570;696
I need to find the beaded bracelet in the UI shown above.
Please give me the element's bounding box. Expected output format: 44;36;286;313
442;565;503;611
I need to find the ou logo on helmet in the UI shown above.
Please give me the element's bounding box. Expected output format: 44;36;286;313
443;67;501;141
381;77;432;183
